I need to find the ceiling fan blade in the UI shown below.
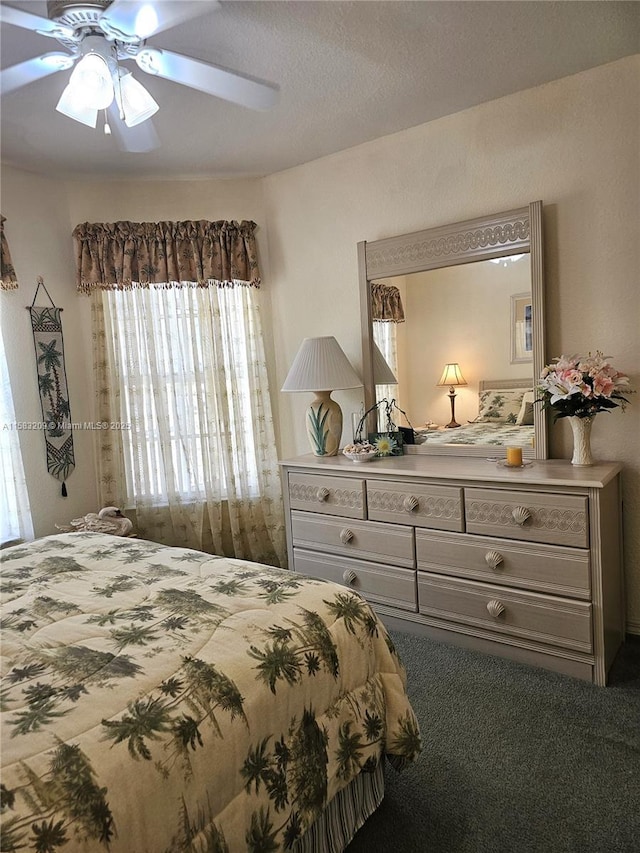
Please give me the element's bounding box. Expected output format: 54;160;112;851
106;103;160;152
1;52;75;95
0;4;75;40
99;0;220;40
135;48;279;111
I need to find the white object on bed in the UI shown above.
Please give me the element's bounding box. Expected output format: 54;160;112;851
56;506;134;536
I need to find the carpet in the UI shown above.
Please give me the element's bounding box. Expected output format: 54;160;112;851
346;631;640;853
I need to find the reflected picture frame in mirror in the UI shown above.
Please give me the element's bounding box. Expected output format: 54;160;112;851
357;202;547;459
511;292;533;364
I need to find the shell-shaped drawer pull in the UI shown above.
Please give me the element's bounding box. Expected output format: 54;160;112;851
403;495;419;512
511;505;531;526
316;486;330;502
340;528;354;545
343;569;357;585
484;550;504;569
486;599;506;618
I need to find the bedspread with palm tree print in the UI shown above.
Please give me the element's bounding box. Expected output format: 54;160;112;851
0;533;421;852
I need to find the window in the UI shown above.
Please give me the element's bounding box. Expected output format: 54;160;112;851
104;284;266;503
1;330;34;545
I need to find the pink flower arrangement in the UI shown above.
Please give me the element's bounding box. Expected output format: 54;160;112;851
537;352;631;420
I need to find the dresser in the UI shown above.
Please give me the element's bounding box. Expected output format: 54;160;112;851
279;454;624;686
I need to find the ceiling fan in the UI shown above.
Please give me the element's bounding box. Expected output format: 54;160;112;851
0;0;279;151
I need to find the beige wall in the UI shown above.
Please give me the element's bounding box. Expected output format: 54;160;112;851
263;56;640;630
389;259;531;426
2;56;638;629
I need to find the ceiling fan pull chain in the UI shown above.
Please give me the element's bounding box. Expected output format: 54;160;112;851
103;109;111;135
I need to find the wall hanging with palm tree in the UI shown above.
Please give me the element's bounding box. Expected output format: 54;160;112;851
28;277;75;495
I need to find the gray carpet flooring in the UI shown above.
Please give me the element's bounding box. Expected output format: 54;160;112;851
346;631;640;853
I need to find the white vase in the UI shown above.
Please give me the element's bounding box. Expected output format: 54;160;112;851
569;416;594;466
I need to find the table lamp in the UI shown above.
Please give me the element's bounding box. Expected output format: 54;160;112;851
282;336;362;456
437;362;467;428
373;343;398;385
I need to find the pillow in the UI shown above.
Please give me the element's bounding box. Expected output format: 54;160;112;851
476;388;530;424
516;391;536;426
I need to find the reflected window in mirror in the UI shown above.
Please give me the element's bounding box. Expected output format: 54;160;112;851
371;281;403;429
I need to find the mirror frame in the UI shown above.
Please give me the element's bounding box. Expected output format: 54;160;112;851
358;201;547;459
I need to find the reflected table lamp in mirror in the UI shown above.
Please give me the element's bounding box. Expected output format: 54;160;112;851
281;336;362;456
373;343;398;386
437;362;467;428
372;342;398;432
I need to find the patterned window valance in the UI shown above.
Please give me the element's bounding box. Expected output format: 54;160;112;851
371;281;404;322
73;219;261;293
1;215;19;290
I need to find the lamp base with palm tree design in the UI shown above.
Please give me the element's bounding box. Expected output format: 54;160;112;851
306;391;342;456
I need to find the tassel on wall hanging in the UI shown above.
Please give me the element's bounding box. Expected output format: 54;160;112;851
28;277;75;496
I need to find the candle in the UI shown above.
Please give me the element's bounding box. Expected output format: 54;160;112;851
506;446;523;467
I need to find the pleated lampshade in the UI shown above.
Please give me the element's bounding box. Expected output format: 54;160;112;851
281;336;361;392
373;343;397;385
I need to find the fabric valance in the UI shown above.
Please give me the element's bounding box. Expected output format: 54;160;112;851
73;219;261;293
371;281;404;322
1;215;19;290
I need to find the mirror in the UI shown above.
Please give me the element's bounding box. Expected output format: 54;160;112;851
357;202;547;458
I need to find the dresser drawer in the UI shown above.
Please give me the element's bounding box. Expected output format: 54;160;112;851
288;473;365;519
465;488;589;548
418;572;592;653
294;548;417;611
367;479;463;532
416;529;590;599
291;511;414;568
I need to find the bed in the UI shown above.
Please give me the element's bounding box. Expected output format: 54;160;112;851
415;379;535;447
0;533;420;852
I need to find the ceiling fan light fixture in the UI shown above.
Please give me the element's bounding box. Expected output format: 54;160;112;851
55;82;98;127
68;51;114;110
115;72;159;127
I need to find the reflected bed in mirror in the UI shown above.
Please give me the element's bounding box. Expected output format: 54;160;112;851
414;379;535;447
357;203;548;459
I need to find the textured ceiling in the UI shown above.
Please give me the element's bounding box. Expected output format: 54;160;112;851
1;0;638;181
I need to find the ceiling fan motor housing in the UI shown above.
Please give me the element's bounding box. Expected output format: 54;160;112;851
47;1;112;29
45;2;142;58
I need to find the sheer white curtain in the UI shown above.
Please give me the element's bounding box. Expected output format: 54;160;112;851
92;283;286;566
1;330;34;546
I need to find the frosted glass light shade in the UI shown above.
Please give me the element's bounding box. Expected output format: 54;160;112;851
437;363;467;388
56;83;99;127
68;52;114;109
116;72;159;127
55;44;115;125
281;337;361;392
373;343;397;385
